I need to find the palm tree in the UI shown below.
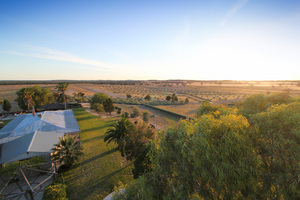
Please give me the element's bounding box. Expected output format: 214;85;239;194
51;135;83;168
104;117;133;155
23;88;33;112
56;82;69;110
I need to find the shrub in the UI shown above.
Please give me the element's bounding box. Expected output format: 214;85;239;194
123;112;129;118
117;108;122;114
142;110;150;123
43;184;68;200
132;106;141;117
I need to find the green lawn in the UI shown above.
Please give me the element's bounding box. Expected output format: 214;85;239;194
63;108;133;200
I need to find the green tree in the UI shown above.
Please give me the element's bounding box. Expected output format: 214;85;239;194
15;86;54;111
236;92;291;119
184;97;189;104
103;98;114;114
123;120;156;161
73;92;85;103
127;94;132;99
94;103;104;117
51;135;83;168
132;141;156;179
144;94;151;101
104;117;133;154
251;102;300;199
171;93;178;102
114;114;259;199
166;95;171;101
117;108;122;114
55;82;69;110
132;106;141;117
90;93;109;110
196;101;236;118
2;99;11;112
142;110;150;123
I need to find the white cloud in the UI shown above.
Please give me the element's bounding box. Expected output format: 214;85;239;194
5;45;127;70
220;0;250;26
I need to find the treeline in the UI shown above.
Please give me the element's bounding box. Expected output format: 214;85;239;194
111;92;300;200
0;80;142;85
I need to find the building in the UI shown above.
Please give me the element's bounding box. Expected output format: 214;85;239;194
0;110;80;164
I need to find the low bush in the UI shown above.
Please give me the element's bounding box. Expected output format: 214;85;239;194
43;183;68;200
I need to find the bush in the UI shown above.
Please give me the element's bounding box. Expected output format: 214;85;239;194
142;110;150;123
43;183;68;200
117;108;121;114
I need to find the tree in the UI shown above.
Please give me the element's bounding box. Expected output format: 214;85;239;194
142;110;150;123
2;99;11;112
144;94;151;101
250;102;300;199
132;106;141;117
94;103;104;117
127;94;132;99
236;92;291;119
184;98;189;104
23;88;34;112
103;98;114;114
171;93;178;102
132;141;156;179
51;135;83;168
166;95;171;101
196;101;236;118
90;93;109;110
104;117;133;154
15;86;54;111
114;114;259;199
73;92;85;103
123;120;156;161
117;107;122;114
55;82;69;110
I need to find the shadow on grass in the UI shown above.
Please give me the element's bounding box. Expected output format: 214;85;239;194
76;115;99;122
72;148;119;170
82;134;105;143
68;163;133;200
81;123;112;133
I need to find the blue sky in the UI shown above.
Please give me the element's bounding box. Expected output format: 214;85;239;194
0;0;299;80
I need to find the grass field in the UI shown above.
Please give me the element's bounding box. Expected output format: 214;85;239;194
63;108;133;200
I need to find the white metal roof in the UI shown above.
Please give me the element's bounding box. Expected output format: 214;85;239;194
0;110;80;144
0;110;80;164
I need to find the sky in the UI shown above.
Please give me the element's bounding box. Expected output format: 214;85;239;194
0;0;300;81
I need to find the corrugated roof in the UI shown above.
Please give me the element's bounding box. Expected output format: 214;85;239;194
29;131;65;153
1;132;34;163
0;110;80;164
0;110;80;144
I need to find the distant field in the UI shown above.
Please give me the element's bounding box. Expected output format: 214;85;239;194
0;84;56;101
0;81;299;114
155;103;201;118
115;104;180;130
63;108;133;200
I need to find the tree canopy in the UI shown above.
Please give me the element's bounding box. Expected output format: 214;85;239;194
113;95;300;200
15;86;54;111
2;99;11;112
90;93;109;110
